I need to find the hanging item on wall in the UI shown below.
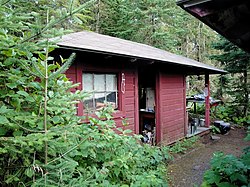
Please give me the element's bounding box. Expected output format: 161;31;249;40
121;73;126;94
146;87;155;112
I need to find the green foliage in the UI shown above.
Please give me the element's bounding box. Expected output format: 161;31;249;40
90;0;219;58
33;108;169;186
202;152;250;187
213;105;250;126
245;126;250;141
211;37;250;118
169;136;199;154
0;0;170;186
210;125;221;135
202;128;250;187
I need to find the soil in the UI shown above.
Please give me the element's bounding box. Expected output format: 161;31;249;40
167;127;250;187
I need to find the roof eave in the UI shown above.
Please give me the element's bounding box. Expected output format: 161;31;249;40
177;0;250;53
58;44;227;75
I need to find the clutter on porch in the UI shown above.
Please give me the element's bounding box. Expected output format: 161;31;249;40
186;94;222;135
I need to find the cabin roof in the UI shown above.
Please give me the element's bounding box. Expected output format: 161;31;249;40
177;0;250;53
57;31;226;74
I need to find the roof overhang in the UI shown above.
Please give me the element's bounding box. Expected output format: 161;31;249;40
57;31;226;74
177;0;250;53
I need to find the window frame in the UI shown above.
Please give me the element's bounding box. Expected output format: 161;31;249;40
82;70;124;117
83;72;119;112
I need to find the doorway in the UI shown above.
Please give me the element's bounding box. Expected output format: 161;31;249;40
138;67;156;145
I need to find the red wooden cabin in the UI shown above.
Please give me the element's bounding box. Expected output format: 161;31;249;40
57;31;225;145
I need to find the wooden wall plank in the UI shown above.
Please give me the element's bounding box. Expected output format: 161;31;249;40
159;73;185;144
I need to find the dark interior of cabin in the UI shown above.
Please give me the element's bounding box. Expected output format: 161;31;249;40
138;67;156;145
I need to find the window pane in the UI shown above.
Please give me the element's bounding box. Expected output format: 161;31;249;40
83;93;94;110
83;73;93;91
94;74;105;91
106;74;117;91
106;91;117;108
95;92;106;110
94;92;105;100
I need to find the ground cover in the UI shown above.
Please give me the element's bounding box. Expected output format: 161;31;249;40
168;127;249;187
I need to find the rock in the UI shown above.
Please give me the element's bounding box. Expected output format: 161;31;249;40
211;135;220;140
193;165;201;170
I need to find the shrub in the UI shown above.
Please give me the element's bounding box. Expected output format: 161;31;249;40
202;152;249;187
213;105;250;126
202;128;250;187
0;1;170;186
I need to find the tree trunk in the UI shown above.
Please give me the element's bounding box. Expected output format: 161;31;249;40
243;68;249;116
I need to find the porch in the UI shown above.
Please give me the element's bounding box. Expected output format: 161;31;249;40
187;126;210;138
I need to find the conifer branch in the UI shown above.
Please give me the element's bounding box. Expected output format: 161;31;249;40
32;60;45;78
15;122;45;133
0;0;11;6
43;10;49;167
49;53;76;79
19;59;44;78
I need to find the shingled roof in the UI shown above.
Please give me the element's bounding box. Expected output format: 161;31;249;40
57;31;226;74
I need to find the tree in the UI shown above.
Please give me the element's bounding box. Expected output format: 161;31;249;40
211;37;250;117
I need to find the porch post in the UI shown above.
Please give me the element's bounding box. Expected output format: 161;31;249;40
205;73;210;127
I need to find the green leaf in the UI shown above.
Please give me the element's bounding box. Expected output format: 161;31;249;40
13;130;23;137
123;129;132;134
230;173;248;183
204;171;221;184
0;116;9;124
17;90;29;97
0;147;8;154
6;82;18;89
0;127;7;136
10;98;21;111
51;116;60;124
48;91;54;98
0;106;12;114
4;57;16;66
28;82;41;90
25;167;33;178
48;64;57;71
38;53;46;60
201;181;211;187
47;56;54;61
25;95;35;102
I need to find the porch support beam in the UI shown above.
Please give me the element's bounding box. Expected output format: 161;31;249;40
205;73;210;127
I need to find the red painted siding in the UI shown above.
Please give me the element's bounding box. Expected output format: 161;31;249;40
158;73;185;144
65;63;77;89
122;70;137;133
65;62;138;134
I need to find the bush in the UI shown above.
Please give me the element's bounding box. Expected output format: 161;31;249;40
202;152;249;187
1;103;170;186
202;128;250;187
0;1;170;186
212;105;250;126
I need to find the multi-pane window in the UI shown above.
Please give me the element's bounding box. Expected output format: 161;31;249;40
83;73;118;112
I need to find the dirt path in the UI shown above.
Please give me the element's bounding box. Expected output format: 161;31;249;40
168;127;250;187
